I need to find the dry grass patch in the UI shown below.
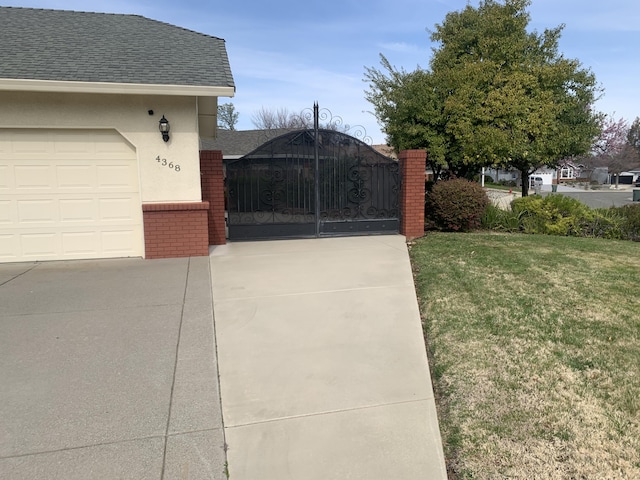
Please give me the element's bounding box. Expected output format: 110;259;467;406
411;232;640;479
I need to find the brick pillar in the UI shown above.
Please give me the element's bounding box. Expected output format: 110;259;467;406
200;150;226;245
399;149;427;240
142;202;210;258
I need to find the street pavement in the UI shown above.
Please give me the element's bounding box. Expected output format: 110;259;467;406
488;184;639;209
541;185;638;208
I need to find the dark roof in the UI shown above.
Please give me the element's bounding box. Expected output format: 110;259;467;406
202;129;295;156
0;7;234;89
204;129;396;166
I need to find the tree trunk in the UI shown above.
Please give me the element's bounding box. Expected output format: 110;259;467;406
521;169;529;197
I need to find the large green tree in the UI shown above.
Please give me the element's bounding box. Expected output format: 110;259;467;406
365;0;602;195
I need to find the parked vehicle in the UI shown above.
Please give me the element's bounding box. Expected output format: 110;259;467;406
529;176;544;188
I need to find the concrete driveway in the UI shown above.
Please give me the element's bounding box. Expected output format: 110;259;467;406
0;257;226;479
1;235;447;479
211;235;447;480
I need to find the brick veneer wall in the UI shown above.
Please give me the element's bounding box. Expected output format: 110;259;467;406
142;202;210;258
200;150;226;245
399;149;427;240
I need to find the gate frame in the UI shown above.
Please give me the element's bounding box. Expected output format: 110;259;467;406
200;144;426;245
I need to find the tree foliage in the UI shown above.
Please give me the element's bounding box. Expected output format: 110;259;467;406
588;116;640;175
364;0;602;195
628;117;640;156
217;102;239;130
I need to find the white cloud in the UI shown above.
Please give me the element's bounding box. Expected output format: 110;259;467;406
378;42;422;53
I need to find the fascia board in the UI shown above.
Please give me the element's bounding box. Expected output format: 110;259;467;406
0;78;235;97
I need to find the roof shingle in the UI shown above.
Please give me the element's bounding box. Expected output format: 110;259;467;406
0;7;235;89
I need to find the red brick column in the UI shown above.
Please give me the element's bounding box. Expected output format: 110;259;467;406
200;150;226;245
142;202;210;258
399;149;427;240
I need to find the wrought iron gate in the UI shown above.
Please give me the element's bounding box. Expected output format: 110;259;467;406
225;106;399;240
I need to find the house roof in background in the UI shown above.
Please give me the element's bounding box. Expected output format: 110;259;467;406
203;129;294;157
371;144;397;159
0;7;235;94
204;130;400;161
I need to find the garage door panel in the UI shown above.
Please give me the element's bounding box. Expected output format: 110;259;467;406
14;165;54;189
0;234;19;261
60;198;96;222
0;129;143;262
62;231;100;256
0;200;13;224
57;165;97;189
20;232;60;258
17;199;57;224
54;132;97;155
0;165;10;189
99;197;138;222
9;131;53;154
101;230;140;254
96;164;137;190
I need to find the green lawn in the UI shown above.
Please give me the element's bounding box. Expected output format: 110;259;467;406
410;232;640;479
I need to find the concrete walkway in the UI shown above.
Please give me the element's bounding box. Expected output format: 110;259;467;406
0;257;226;479
210;235;447;480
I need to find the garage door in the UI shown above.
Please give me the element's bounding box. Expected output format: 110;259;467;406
0;129;143;263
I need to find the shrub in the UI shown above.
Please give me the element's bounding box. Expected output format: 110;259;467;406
512;194;591;236
426;178;489;232
481;204;525;232
581;208;624;240
483;193;640;242
612;204;640;241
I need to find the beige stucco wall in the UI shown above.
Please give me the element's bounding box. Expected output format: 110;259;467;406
0;91;202;203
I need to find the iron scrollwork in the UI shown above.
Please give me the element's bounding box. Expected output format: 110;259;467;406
225;104;399;239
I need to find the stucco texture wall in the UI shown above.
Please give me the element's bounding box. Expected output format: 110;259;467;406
0;91;201;203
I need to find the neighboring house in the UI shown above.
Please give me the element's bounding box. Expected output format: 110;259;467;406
203;129;294;159
556;161;581;182
617;171;637;185
578;166;609;184
204;130;399;161
530;166;556;186
483;167;518;184
372;144;397;159
0;7;235;263
628;170;640;184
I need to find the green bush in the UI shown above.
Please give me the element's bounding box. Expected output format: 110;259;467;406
481;204;525;232
612;204;640;241
512;194;591;236
581;209;624;240
483;193;640;242
426;179;489;232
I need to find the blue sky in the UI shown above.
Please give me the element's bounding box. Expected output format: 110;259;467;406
4;0;640;143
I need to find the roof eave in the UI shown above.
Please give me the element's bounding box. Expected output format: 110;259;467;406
0;78;235;97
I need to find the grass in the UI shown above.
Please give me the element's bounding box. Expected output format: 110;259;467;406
410;232;640;479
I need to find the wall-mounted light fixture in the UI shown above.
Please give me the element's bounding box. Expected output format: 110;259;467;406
159;115;170;142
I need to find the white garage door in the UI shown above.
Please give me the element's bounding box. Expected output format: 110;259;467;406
0;129;144;263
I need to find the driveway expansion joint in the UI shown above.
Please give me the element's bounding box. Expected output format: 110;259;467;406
224;397;434;429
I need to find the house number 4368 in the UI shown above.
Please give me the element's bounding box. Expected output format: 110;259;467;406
156;156;181;172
